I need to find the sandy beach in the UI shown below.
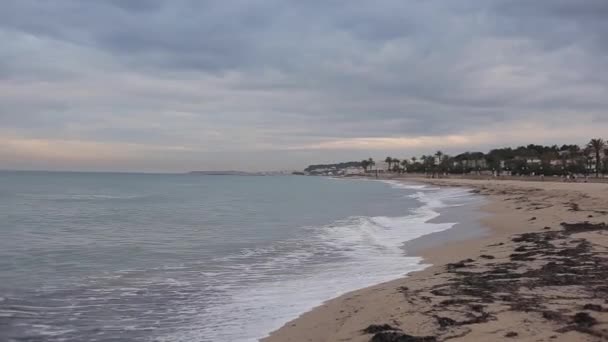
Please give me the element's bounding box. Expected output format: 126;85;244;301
263;178;608;341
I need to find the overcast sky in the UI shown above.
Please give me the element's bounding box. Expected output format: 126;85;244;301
2;0;608;172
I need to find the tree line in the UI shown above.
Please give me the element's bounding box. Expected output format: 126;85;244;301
360;138;608;177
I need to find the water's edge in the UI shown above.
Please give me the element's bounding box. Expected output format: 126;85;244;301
260;179;488;341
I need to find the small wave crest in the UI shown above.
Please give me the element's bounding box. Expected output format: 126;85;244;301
157;185;473;342
17;193;146;201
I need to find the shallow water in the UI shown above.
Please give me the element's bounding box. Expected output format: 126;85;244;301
0;172;479;341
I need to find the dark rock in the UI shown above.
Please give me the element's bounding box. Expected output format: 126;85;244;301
480;254;495;259
529;217;537;221
505;332;518;338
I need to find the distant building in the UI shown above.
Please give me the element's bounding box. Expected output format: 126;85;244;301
342;166;365;175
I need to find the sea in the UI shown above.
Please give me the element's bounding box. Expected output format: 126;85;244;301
0;171;481;342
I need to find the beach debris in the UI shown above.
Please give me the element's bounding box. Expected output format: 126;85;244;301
363;324;437;342
470;304;484;312
397;286;409;294
560;221;607;233
434;316;457;328
370;331;437;342
572;312;597;328
363;324;400;334
542;311;564;321
430;222;607;338
434;313;491;329
439;299;471;306
362;221;608;341
446;258;474;270
488;242;504;246
582;304;603;312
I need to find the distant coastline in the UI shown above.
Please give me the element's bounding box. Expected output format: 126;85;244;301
187;170;289;176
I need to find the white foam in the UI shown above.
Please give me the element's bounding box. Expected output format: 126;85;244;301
155;186;475;342
379;179;449;192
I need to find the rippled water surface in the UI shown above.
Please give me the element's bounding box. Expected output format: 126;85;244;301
0;172;478;341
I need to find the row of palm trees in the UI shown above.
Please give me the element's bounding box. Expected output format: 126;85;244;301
360;138;608;177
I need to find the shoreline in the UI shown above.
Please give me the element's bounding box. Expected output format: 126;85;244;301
403;189;489;259
262;178;608;341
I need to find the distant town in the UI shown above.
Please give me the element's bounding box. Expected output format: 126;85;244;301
299;138;608;178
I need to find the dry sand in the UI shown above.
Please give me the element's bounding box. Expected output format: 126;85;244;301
262;178;608;342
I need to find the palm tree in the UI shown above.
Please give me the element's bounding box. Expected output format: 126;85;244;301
587;138;605;177
434;151;443;165
411;157;417;164
392;158;400;172
401;159;409;173
385;157;393;172
420;155;430;173
433;151;444;176
361;159;370;172
368;157;376;171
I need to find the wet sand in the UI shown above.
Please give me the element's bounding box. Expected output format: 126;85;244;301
262;178;608;342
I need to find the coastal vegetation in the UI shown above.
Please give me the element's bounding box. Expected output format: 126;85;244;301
304;161;363;173
304;138;608;177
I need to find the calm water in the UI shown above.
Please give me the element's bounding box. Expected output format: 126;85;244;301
0;172;477;341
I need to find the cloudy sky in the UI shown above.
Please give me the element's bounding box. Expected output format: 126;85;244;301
2;0;608;172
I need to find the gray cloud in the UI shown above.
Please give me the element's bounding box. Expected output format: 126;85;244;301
1;0;607;171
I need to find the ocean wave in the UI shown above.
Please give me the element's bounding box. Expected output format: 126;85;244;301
155;186;473;342
3;180;478;342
